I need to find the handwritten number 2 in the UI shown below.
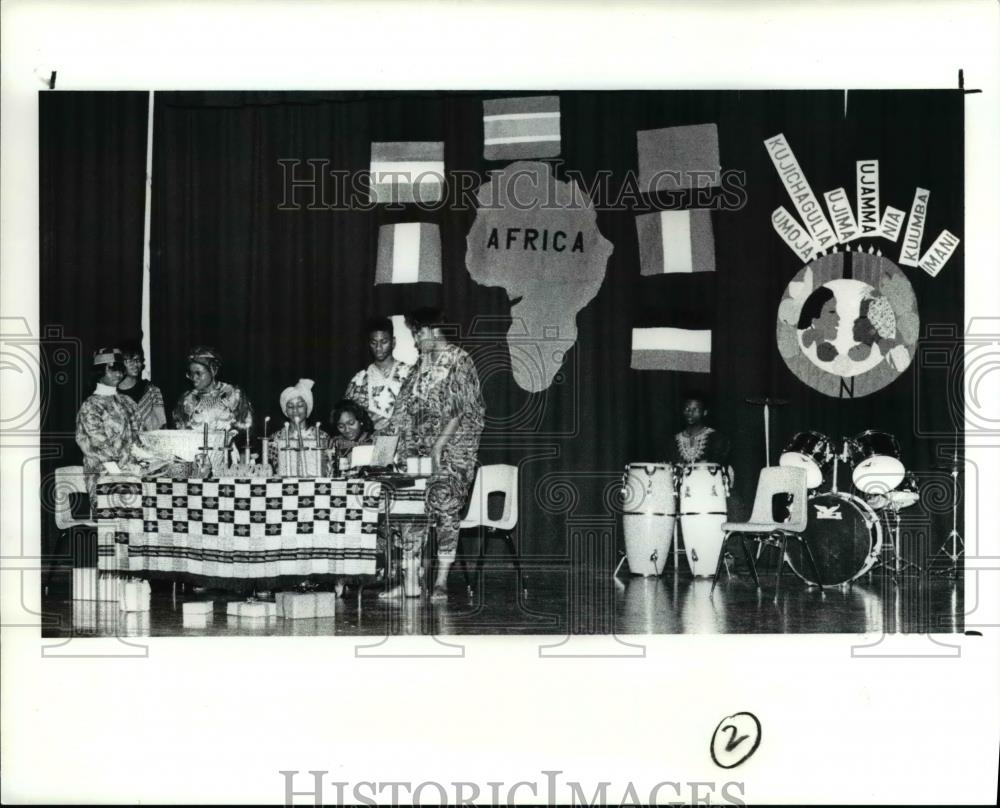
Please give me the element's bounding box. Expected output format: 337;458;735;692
721;724;749;752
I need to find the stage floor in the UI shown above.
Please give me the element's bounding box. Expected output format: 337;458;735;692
40;562;963;638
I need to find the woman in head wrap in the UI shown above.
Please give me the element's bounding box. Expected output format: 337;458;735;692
268;379;331;471
116;339;167;431
172;346;253;438
75;348;160;509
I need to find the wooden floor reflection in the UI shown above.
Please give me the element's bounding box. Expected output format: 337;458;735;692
41;564;963;638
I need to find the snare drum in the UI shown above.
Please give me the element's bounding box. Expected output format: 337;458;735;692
785;491;882;586
851;430;905;494
677;463;729;577
621;463;677;576
779;431;834;489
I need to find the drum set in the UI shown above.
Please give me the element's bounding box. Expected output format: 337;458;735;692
619;462;730;579
778;429;922;586
618;429;922;587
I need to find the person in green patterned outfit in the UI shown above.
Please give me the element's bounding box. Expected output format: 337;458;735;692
379;308;485;601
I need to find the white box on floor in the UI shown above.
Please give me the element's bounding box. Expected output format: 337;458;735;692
182;600;214;617
226;600;276;619
182;600;214;628
275;592;336;619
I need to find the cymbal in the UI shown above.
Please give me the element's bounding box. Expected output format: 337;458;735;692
933;463;963;471
744;396;788;406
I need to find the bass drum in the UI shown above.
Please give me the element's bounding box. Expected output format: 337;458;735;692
786;491;882;586
621;463;677;576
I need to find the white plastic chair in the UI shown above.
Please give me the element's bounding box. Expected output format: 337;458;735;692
54;465;96;530
459;464;525;594
710;466;821;600
49;465;97;593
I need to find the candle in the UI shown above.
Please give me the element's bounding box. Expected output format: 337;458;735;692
296;423;305;477
314;424;320;476
245;425;251;466
262;416;270;475
203;423;209;450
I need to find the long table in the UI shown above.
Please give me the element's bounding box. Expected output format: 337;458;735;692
95;475;429;580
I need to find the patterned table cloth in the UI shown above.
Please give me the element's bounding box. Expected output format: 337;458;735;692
95;476;384;578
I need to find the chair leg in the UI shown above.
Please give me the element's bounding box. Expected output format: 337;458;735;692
502;530;526;593
475;529;489;586
801;537;825;590
710;532;730;595
774;535;787;600
741;537;761;588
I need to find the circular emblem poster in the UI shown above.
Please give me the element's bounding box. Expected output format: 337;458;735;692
776;251;919;398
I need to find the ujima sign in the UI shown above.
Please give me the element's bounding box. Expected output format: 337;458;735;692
466;161;613;393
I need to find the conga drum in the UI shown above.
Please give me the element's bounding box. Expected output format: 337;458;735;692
677;463;729;577
621;463;677;576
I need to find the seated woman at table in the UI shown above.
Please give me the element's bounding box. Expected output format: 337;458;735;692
116;339;167;431
267;379;331;471
172;346;253;446
329;399;375;469
75;348;163;510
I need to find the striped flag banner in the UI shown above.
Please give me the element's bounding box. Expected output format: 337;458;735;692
483;96;561;160
631;327;711;372
637;123;720;192
636;209;715;275
369;142;444;204
375;223;442;285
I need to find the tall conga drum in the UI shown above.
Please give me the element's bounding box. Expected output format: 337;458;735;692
677;463;729;577
621;463;677;576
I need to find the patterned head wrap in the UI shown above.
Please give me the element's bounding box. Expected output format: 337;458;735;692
280;378;315;417
186;346;222;376
865;296;897;340
93;348;122;367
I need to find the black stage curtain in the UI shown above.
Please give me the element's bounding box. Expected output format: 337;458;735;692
90;90;961;560
39;92;150;538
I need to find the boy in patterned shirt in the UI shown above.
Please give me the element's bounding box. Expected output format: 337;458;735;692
342;316;412;431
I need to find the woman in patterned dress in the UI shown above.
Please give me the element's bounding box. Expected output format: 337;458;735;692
75;348;159;509
172;346;254;444
116;340;167;431
379;308;485;601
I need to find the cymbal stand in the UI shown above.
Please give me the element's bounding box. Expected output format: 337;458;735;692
930;446;963;578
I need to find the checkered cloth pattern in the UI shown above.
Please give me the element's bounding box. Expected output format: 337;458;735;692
95;476;383;578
